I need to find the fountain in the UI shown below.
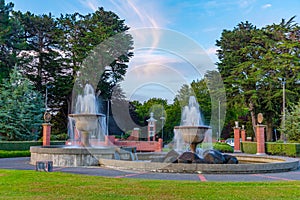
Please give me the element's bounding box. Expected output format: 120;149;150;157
98;96;298;173
68;84;105;147
30;89;299;172
30;84;134;167
174;96;210;154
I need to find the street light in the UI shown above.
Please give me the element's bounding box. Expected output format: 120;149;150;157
282;79;286;143
160;116;165;141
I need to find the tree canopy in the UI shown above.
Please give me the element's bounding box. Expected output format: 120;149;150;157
0;67;44;140
216;17;300;141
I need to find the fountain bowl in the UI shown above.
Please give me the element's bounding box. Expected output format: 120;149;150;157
69;113;104;131
174;125;210;153
69;113;105;147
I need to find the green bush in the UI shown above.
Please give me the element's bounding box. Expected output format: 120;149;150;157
241;142;257;154
213;142;234;153
0;150;30;158
0;141;65;151
266;142;300;157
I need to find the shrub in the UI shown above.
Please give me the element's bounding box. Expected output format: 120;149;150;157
241;142;257;154
0;150;30;158
213;142;234;153
266;142;300;157
0;141;65;151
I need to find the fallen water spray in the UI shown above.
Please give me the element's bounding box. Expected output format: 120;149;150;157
174;96;212;154
68;84;107;145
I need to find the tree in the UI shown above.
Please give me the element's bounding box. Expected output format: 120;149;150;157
280;102;300;142
216;18;300;141
0;66;44;140
0;0;24;83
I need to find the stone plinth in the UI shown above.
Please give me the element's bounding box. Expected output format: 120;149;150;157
256;124;266;155
42;123;51;146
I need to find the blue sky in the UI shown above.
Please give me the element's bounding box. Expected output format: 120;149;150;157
9;0;300;103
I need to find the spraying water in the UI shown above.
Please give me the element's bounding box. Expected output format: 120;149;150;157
174;96;212;155
68;84;107;145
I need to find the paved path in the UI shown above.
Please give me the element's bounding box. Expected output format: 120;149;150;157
0;157;299;182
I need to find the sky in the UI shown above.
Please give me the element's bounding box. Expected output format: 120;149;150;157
9;0;300;103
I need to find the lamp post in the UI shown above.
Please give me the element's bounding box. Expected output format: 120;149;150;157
218;100;221;141
160;116;165;141
282;79;286;142
106;99;110;136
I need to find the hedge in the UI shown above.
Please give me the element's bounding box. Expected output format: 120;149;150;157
241;142;300;157
0;141;65;151
266;142;300;157
0;150;31;158
241;142;257;154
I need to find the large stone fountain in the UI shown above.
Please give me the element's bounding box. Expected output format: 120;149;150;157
30;84;133;167
68;84;104;147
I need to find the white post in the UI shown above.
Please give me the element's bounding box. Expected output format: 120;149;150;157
218;100;221;141
106;100;109;136
282;79;286;142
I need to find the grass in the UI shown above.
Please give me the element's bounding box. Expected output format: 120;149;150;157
0;150;30;158
0;169;299;200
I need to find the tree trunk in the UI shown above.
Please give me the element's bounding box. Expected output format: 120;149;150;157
249;102;256;141
266;120;273;142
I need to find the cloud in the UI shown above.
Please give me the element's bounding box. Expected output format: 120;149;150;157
78;0;98;11
262;4;272;9
205;47;218;56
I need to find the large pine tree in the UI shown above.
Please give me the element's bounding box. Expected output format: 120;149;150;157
0;66;44;140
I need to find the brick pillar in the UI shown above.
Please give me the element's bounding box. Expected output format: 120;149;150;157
233;127;241;153
157;138;163;152
256;125;266;155
241;127;246;142
42;123;51;146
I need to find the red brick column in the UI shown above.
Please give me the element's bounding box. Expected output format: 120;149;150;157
241;127;246;142
42;123;51;146
156;138;163;152
233;127;241;152
256;125;266;155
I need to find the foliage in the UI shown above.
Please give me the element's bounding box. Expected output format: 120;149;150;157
240;142;257;154
280;102;300;142
216;18;300;141
0;150;30;158
0;170;300;199
0;141;65;150
213;142;234;153
0;3;134;136
0;67;44;140
0;0;24;83
266;142;300;157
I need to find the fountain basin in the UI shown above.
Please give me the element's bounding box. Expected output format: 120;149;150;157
30;145;133;167
98;153;299;174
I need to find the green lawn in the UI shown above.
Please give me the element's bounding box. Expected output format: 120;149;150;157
0;169;299;200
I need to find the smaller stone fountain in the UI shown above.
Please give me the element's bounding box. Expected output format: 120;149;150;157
174;125;209;153
174;96;210;153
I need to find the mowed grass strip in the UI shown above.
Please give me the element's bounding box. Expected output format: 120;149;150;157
0;169;299;200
